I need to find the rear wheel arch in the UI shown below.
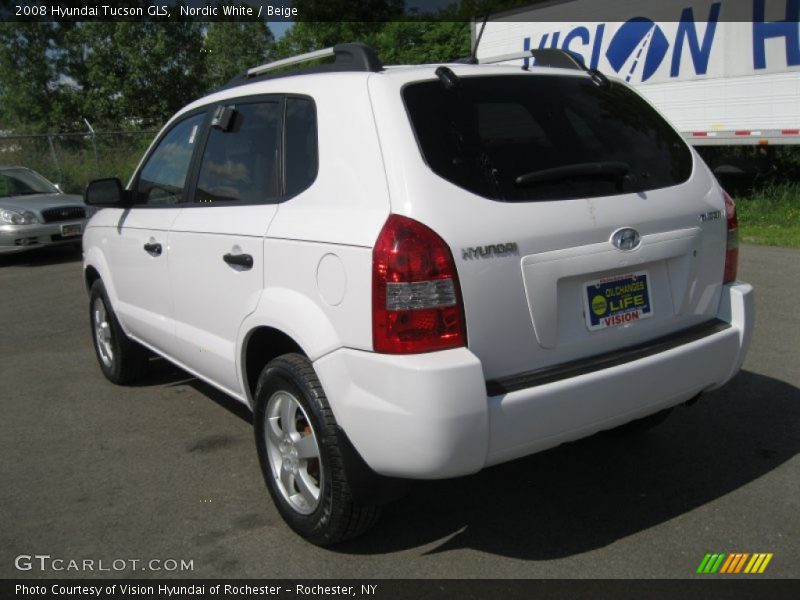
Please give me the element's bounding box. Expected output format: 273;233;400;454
242;326;305;405
238;289;346;405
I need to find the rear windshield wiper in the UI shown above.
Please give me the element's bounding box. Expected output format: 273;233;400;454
515;161;630;187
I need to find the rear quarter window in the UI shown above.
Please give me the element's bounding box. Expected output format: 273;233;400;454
403;74;692;202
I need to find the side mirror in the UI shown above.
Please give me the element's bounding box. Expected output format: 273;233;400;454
84;178;131;207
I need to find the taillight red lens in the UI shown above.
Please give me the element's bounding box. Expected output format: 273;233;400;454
372;214;466;353
723;190;738;284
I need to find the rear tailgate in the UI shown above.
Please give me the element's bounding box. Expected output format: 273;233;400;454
369;67;728;381
398;176;726;381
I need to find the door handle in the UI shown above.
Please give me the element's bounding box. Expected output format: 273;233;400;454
143;242;162;256
223;253;253;269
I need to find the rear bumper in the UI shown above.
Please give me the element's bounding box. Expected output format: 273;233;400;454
314;282;753;479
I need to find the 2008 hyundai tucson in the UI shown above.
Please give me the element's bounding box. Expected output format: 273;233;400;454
82;44;753;545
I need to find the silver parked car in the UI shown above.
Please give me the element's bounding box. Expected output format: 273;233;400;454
0;166;93;254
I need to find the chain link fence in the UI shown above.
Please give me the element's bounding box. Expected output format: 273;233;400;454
0;130;157;194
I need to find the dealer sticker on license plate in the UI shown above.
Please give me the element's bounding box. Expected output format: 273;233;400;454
583;270;652;331
61;223;82;237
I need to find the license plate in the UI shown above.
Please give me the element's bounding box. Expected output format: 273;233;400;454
583;270;652;331
61;223;82;237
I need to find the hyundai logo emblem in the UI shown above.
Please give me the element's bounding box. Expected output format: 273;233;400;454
611;227;641;251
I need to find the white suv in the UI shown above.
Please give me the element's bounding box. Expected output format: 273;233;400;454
83;43;753;545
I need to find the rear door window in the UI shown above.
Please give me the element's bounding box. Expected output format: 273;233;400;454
403;74;692;201
194;101;281;204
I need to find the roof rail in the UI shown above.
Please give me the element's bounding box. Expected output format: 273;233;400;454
247;47;336;77
223;43;383;89
479;48;585;70
476;48;610;87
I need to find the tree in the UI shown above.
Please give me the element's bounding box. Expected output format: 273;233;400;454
269;0;476;65
0;22;73;131
271;0;405;59
272;20;470;67
292;0;404;22
373;21;471;64
64;20;207;128
0;0;511;132
204;21;275;89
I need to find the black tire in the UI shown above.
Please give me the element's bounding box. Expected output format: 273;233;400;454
89;280;149;384
253;353;380;546
605;407;673;436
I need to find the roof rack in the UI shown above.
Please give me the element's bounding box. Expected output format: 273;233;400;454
479;48;585;70
223;43;383;89
477;47;610;86
247;47;336;77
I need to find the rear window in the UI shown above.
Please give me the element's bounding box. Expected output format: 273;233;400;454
403;74;692;201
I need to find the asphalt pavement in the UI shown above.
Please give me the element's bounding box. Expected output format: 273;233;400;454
1;244;798;579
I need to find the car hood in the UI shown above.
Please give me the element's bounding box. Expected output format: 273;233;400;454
0;193;85;214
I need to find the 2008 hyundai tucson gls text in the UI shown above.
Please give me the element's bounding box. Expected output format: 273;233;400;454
82;44;754;545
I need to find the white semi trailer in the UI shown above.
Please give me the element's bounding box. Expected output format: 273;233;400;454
473;0;800;147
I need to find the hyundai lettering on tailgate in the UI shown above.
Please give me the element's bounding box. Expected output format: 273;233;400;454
584;271;652;331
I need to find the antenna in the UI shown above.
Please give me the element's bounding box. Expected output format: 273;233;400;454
469;13;489;65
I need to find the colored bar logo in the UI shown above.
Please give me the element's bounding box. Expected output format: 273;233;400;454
697;553;773;574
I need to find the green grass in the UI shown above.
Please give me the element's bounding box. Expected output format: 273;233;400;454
3;132;154;195
5;134;799;248
736;183;800;248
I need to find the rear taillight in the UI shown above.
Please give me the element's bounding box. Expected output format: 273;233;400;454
372;214;466;354
723;189;739;284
